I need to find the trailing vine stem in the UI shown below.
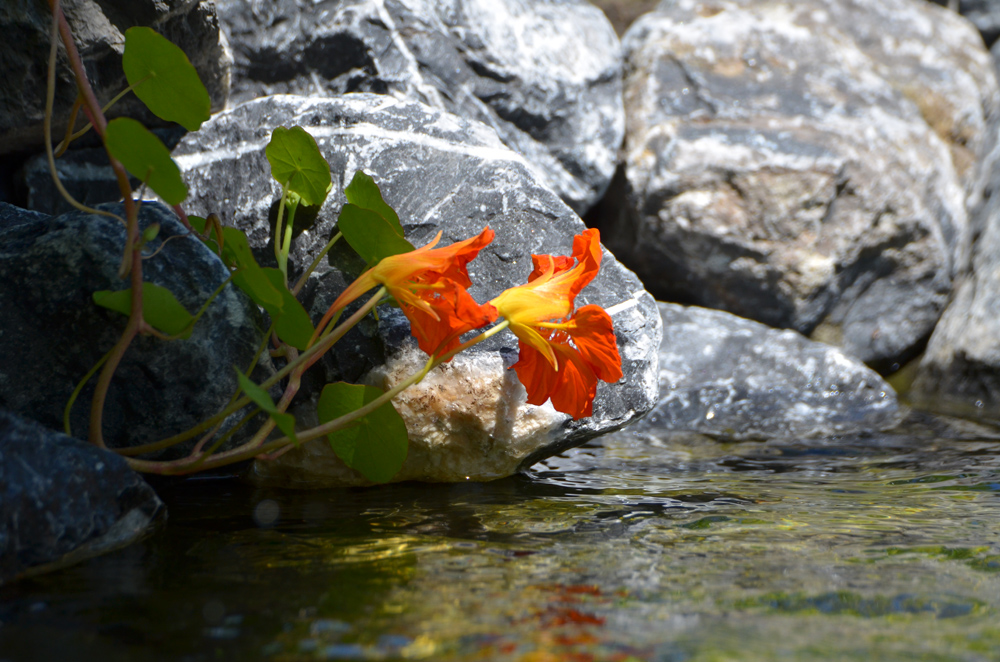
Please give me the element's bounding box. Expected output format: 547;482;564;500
47;0;144;449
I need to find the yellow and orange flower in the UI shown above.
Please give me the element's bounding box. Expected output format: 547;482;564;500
491;228;622;419
323;227;498;357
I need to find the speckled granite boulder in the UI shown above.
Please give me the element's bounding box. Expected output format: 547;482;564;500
634;303;901;441
171;93;661;486
213;0;623;214
930;0;1000;47
0;201;271;457
0;409;164;584
598;0;999;372
0;0;231;156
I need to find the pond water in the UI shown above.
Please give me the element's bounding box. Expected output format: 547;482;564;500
2;411;1000;661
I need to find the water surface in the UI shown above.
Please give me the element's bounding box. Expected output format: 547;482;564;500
2;412;1000;661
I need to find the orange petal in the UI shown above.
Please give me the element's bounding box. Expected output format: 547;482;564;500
374;227;494;290
401;281;497;358
567;305;622;383
528;253;574;283
549;344;599;419
512;339;561;407
566;229;602;301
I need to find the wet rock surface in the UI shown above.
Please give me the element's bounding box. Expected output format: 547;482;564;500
0;409;164;585
0;201;271;457
172;93;660;485
213;0;623;214
0;0;231;157
635;303;900;441
597;0;1000;371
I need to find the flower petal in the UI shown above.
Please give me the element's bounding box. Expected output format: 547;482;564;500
528;253;575;283
567;305;622;383
512;339;561;407
549;344;599;419
401;280;497;358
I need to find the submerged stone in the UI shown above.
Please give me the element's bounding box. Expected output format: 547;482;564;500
0;409;164;584
635;303;901;441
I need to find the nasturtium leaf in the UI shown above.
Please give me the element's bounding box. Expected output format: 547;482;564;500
317;382;408;483
338;203;415;265
266;126;332;207
105;118;187;205
93;282;194;339
344;170;404;236
262;268;315;350
220;227;284;312
122;26;210;131
235;370;298;446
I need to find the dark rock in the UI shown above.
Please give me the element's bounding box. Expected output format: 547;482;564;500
16;126;187;216
17;146;129;217
634;303;901;441
598;0;999;371
0;409;164;584
171;93;661;485
213;0;623;214
0;200;272;457
0;0;231;156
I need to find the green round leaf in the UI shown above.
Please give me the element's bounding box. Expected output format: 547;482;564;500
338;204;414;266
105;118;187;205
317;383;408;483
344;171;404;236
122;26;211;131
266;126;332;207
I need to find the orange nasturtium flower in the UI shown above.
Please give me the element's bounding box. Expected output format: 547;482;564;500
491;228;623;419
325;227;498;357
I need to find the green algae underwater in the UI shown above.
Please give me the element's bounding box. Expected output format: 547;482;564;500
2;411;1000;661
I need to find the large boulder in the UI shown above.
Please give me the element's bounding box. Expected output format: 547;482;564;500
0;201;272;457
637;303;900;441
910;155;1000;417
597;0;999;372
930;0;1000;48
213;0;623;215
0;0;231;157
0;409;163;584
170;93;661;486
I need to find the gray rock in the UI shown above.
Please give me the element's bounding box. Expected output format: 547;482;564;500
170;93;661;485
931;0;1000;48
17;126;187;216
635;303;901;441
598;0;999;371
0;409;164;584
0;201;272;457
911;155;1000;417
213;0;623;214
0;0;231;156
